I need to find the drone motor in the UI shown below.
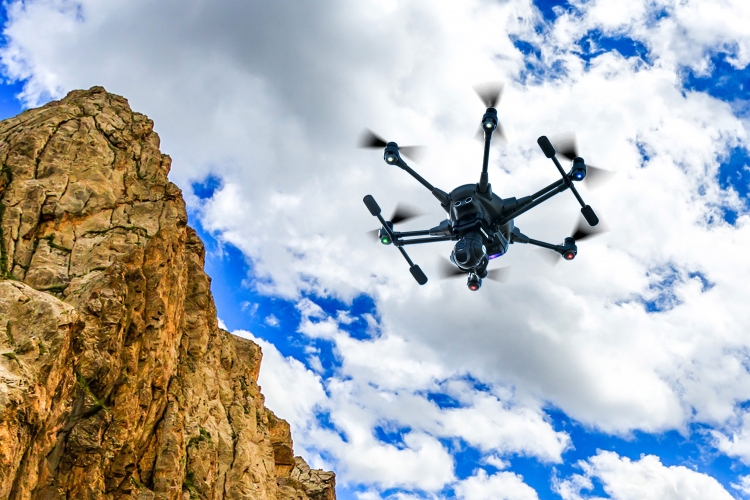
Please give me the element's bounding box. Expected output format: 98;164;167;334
561;237;577;260
378;222;394;245
569;157;587;181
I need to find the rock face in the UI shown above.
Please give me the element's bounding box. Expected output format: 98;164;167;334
0;87;335;500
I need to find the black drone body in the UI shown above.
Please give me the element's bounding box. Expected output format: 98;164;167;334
362;91;605;291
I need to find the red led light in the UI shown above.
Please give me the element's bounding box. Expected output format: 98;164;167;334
564;252;575;260
469;284;479;291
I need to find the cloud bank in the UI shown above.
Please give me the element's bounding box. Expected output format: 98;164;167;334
2;0;749;497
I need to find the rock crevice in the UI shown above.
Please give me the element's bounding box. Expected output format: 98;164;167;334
0;87;335;500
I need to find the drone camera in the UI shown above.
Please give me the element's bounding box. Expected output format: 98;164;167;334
452;233;487;270
569;157;586;182
467;273;482;291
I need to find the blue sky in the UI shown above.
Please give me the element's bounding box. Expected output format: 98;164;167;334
3;0;750;498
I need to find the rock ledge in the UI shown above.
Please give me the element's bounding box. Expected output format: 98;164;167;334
0;87;335;500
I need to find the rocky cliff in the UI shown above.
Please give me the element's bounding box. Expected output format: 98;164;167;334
0;87;335;500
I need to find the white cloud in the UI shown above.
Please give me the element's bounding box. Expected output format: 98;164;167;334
731;474;750;496
712;412;750;464
3;0;750;495
264;313;280;327
217;317;228;330
231;303;569;491
455;469;539;500
438;394;569;462
554;451;734;500
240;300;259;316
318;429;456;492
552;0;750;71
482;454;511;470
232;329;327;434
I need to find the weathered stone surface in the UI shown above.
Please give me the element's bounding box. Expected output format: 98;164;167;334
0;87;335;500
280;458;336;500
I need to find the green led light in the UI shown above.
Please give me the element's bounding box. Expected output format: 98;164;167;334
381;237;391;244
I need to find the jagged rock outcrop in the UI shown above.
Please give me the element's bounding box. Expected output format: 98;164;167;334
0;87;335;500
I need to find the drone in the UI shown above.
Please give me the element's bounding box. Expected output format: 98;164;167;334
361;85;609;291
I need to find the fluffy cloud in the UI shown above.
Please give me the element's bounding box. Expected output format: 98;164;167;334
731;474;750;496
237;304;568;491
3;0;750;495
455;469;539;500
712;412;750;464
233;329;328;433
554;451;734;500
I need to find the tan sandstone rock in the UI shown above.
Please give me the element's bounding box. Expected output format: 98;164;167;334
0;87;335;500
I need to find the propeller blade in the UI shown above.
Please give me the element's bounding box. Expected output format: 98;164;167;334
486;267;510;283
554;134;614;189
554;134;578;161
495;121;507;142
390;203;424;225
358;129;388;149
474;82;504;108
438;257;465;279
571;215;609;241
399;145;425;162
366;229;380;241
538;248;562;266
475;126;485;142
475;122;506;142
584;165;615;189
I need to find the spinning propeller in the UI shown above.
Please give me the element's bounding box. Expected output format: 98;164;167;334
438;257;510;283
553;134;614;189
358;129;425;162
541;215;609;265
474;82;504;108
474;82;506;142
367;203;424;240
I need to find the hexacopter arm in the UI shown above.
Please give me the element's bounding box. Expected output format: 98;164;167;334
382;142;450;208
496;178;570;226
510;227;577;260
478;107;500;194
496;136;602;226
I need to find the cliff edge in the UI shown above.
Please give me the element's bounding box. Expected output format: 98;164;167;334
0;87;335;500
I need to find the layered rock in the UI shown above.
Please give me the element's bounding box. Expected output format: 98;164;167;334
0;87;335;500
